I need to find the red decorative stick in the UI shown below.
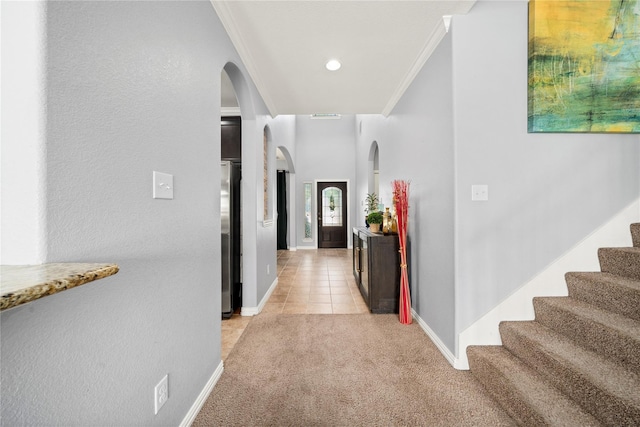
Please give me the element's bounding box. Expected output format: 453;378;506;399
392;180;411;324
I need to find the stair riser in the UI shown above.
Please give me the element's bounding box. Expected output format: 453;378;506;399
533;299;640;373
468;224;640;426
631;224;640;248
500;324;640;426
467;349;547;426
566;273;640;321
598;248;640;281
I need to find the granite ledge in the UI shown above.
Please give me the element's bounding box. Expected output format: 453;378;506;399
1;263;119;311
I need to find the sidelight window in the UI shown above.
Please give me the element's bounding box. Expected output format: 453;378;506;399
304;182;312;240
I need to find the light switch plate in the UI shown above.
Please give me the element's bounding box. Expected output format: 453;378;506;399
471;185;488;201
153;171;174;199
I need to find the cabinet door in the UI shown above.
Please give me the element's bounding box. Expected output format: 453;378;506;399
352;232;360;281
367;234;400;313
360;236;369;300
221;116;241;161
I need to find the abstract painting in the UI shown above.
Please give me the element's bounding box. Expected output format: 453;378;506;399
528;0;640;133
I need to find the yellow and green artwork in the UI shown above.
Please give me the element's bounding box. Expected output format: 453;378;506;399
528;0;640;133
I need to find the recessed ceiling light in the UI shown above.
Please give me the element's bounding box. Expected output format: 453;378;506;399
325;59;341;71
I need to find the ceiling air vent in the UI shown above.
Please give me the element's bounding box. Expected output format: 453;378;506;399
310;113;341;120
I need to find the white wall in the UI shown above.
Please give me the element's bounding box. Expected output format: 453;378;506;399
356;1;640;363
1;2;280;425
295;115;357;248
1;1;47;264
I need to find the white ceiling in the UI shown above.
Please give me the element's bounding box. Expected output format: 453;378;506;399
214;1;475;117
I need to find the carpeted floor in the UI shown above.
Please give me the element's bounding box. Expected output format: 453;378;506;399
193;313;515;426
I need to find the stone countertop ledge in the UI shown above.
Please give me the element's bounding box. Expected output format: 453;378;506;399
1;263;119;311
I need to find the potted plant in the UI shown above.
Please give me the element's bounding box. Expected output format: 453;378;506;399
367;211;383;233
364;193;379;227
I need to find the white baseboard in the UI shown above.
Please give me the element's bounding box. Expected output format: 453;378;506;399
240;277;278;316
456;198;640;370
288;247;297;251
412;309;466;370
180;361;224;427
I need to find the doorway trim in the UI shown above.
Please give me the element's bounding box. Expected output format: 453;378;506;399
368;141;379;196
221;61;258;316
313;179;351;249
276;146;296;250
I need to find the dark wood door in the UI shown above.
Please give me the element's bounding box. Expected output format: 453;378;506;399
317;181;347;248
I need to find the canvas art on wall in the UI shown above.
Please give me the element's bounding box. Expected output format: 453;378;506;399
528;0;640;133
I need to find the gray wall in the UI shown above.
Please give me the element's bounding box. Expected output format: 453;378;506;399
452;1;639;337
1;2;281;425
355;32;456;349
356;1;639;357
295;115;357;248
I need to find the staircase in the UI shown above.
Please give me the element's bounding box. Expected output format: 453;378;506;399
467;223;640;426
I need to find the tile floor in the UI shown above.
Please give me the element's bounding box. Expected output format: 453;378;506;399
221;248;367;360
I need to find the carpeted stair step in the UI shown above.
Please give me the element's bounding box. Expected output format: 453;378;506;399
631;223;640;248
467;345;602;426
598;247;640;280
565;272;640;321
500;321;640;426
533;297;640;373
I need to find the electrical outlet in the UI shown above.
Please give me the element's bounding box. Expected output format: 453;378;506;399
267;264;270;274
154;374;168;415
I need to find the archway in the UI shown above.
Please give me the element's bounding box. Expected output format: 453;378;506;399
220;62;260;362
368;141;380;197
220;69;242;320
221;63;259;318
276;146;295;250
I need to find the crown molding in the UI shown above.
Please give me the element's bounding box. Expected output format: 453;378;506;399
443;15;452;32
381;15;451;117
211;1;279;117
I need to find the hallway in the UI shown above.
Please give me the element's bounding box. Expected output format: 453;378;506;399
268;249;368;314
199;281;516;426
221;249;368;360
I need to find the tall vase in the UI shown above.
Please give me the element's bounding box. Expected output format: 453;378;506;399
392;180;411;325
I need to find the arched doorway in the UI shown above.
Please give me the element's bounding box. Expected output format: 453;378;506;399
220;69;242;319
368;141;379;197
276;146;295;250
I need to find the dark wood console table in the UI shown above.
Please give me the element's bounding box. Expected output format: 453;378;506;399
352;227;400;313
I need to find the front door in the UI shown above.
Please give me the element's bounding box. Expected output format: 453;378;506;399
317;181;347;248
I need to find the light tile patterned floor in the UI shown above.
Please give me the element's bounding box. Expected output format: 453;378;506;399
221;248;367;359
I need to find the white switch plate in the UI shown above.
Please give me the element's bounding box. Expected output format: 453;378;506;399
471;185;488;201
154;374;169;415
153;171;174;199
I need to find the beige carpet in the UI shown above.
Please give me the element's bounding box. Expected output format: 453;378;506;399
194;313;515;426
